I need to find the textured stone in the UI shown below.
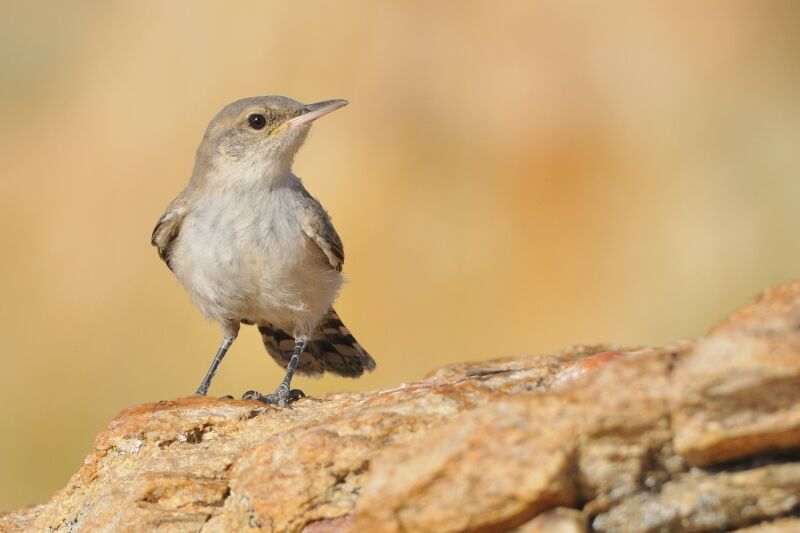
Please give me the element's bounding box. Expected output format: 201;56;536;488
592;464;800;532
513;508;587;532
2;282;800;532
734;518;800;532
672;281;800;466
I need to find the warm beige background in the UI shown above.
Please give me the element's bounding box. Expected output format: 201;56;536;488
1;0;798;511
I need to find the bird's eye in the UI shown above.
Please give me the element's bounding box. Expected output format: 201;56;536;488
247;114;267;130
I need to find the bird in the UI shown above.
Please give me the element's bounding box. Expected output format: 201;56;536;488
151;96;375;406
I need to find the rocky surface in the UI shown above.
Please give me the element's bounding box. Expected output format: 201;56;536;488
2;281;800;533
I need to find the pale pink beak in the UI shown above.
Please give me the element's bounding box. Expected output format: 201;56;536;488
271;99;348;133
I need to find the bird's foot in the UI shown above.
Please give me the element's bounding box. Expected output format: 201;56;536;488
242;387;305;407
193;390;234;400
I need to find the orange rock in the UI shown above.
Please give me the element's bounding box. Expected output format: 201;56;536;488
672;280;800;466
2;283;800;532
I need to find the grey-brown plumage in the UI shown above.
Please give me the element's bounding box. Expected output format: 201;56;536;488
151;96;375;405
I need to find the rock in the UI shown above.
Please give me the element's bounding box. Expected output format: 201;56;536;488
513;508;587;532
592;464;800;532
0;505;44;533
671;281;800;466
2;282;800;532
734;518;800;532
350;346;677;532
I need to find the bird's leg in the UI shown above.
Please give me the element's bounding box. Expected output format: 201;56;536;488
195;321;240;396
243;335;308;407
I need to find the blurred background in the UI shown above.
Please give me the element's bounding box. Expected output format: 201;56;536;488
1;0;799;511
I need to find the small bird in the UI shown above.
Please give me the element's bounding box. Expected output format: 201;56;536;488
151;96;375;406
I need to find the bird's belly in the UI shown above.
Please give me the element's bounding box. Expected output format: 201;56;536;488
170;213;342;333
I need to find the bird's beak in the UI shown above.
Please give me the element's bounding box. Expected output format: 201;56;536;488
271;99;348;134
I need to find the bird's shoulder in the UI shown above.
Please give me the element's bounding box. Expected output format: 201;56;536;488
291;180;345;271
151;190;190;270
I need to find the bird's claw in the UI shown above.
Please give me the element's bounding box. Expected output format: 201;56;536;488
242;388;305;407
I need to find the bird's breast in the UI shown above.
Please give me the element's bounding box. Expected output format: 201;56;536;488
169;187;340;328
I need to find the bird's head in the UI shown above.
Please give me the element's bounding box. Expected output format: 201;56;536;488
192;96;347;186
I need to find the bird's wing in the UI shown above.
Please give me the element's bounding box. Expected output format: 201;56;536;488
151;193;188;270
299;190;344;271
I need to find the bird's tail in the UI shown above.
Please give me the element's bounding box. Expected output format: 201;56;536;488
258;308;376;378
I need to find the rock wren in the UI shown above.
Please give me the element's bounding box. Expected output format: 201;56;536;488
152;96;375;406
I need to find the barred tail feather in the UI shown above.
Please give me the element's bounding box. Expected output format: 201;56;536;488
311;308;376;377
258;308;376;378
